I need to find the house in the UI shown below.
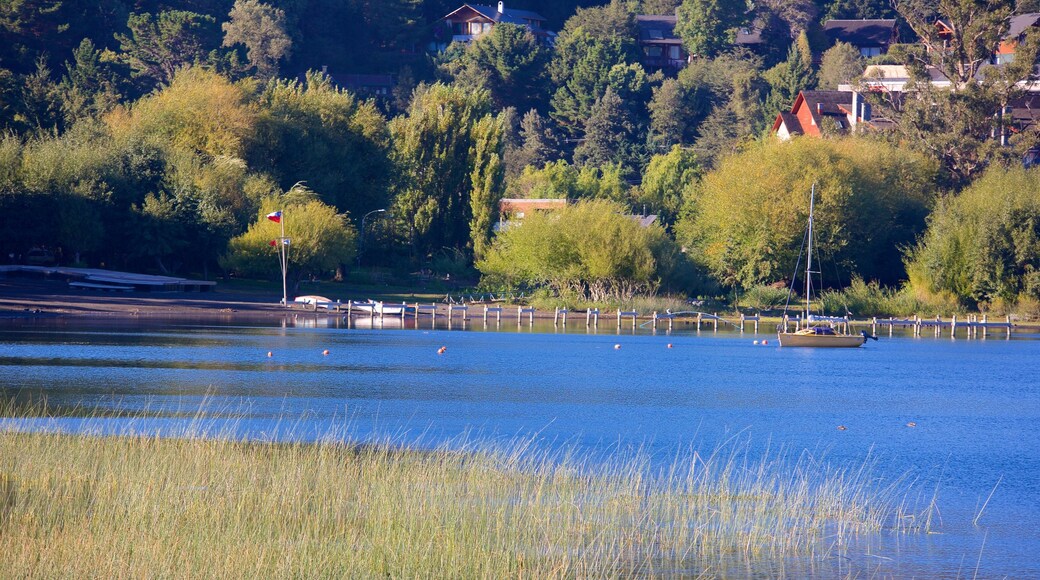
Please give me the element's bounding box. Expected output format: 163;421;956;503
772;90;877;140
635;15;687;71
822;19;898;57
431;2;552;52
996;13;1040;64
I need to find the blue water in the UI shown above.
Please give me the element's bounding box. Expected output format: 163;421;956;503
1;318;1038;577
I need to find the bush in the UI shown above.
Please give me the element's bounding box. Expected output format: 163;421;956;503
737;284;790;311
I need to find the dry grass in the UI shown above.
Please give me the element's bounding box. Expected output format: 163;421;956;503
0;421;929;578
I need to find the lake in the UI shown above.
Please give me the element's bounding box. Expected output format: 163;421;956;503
1;315;1038;577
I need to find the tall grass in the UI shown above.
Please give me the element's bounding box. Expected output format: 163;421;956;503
0;415;931;578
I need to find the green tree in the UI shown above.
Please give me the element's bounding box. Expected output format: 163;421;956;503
468;114;506;261
675;137;937;288
905;166;1040;307
763;31;815;119
817;41;864;90
442;22;549;113
222;192;357;287
250;72;391;220
635;145;701;228
60;39;126;125
511;109;560;174
116;10;220;86
573;88;644;178
824;0;896;20
478;199;688;302
674;0;749;59
222;0;292;81
389;82;492;259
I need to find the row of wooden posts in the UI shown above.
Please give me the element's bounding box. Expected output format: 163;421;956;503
320;301;762;332
315;300;1014;339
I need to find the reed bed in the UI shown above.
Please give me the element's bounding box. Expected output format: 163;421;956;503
0;422;927;578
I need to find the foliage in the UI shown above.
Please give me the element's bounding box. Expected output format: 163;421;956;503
737;283;790;311
441;23;549;113
222;190;357;285
468;113;506;261
634;145;702;228
478;199;691;302
675;137;937;289
222;0;292;80
573;88;644;178
506;160;630;203
905;165;1040;307
250;72;391;219
817;42;864;90
675;0;749;59
389;82;497;259
763;32;815;119
105;66;255;161
116;10;221;87
817;276;943;318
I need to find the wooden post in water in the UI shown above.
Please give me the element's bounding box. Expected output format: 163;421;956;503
981;314;987;339
1007;315;1012;339
951;314;957;338
586;308;599;328
713;313;719;333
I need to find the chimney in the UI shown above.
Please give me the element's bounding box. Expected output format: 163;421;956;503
321;65;328;75
851;92;859;127
498;1;504;13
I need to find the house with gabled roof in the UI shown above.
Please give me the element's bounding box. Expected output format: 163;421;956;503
772;90;879;140
823;19;898;57
431;2;552;52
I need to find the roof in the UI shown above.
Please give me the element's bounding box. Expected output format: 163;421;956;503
444;4;546;25
773;111;802;134
794;90;853;116
1007;13;1040;39
635;15;680;43
823;19;896;47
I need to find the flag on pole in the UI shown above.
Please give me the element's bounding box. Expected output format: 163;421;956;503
282;238;291;245
269;240;278;247
266;211;282;223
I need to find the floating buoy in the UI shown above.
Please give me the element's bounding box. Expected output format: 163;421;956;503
437;346;447;355
322;349;330;356
614;344;621;350
762;340;769;345
906;421;917;428
753;340;759;345
267;351;273;358
667;343;673;348
837;425;847;431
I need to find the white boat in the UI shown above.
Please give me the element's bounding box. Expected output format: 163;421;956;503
350;300;415;316
777;185;871;348
294;295;341;309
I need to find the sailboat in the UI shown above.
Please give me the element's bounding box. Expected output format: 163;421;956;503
777;185;869;348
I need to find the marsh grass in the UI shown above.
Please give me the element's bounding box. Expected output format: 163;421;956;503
0;414;932;578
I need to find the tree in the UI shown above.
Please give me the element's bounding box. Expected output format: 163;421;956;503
116;10;220;86
573;88;643;178
817;41;864;90
675;137;937;289
674;0;749;59
824;0;896;20
389;82;492;259
60;39;126;125
549;2;639;138
763;31;815;119
442;22;549;113
757;0;816;37
648;78;692;151
876;0;1040;187
511;109;560;174
905;166;1040;307
478;199;689;302
222;191;357;287
635;145;701;228
469;114;506;260
222;0;292;80
250;72;392;221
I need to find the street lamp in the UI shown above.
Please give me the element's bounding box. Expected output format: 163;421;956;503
358;209;386;268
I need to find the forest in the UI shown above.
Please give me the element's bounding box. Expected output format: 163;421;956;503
2;0;1040;314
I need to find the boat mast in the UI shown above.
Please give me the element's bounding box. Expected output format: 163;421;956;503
805;184;815;322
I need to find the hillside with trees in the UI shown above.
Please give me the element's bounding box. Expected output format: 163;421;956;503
1;0;1039;315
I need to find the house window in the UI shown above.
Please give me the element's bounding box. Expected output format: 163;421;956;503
669;46;681;60
648;29;663;40
860;46;882;58
644;46;663;58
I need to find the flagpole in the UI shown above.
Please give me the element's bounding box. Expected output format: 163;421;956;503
280;211;288;308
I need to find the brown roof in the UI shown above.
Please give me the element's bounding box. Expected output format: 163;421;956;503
823;19;896;47
1007;13;1040;39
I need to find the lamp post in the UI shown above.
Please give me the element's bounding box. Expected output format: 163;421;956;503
358;209;386;268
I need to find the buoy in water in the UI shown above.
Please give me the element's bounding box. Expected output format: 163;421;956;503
906;421;917;428
322;349;330;356
837;425;847;431
267;351;273;358
667;343;673;348
614;344;621;350
437;346;447;355
753;340;759;345
762;340;769;345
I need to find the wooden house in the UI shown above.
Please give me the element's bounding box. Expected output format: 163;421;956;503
635;15;687;71
822;19;898;57
431;2;552;52
772;90;876;140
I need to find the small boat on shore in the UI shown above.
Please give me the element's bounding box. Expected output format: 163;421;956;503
351;300;415;316
778;185;869;348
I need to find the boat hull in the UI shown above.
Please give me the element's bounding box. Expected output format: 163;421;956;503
777;332;866;348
